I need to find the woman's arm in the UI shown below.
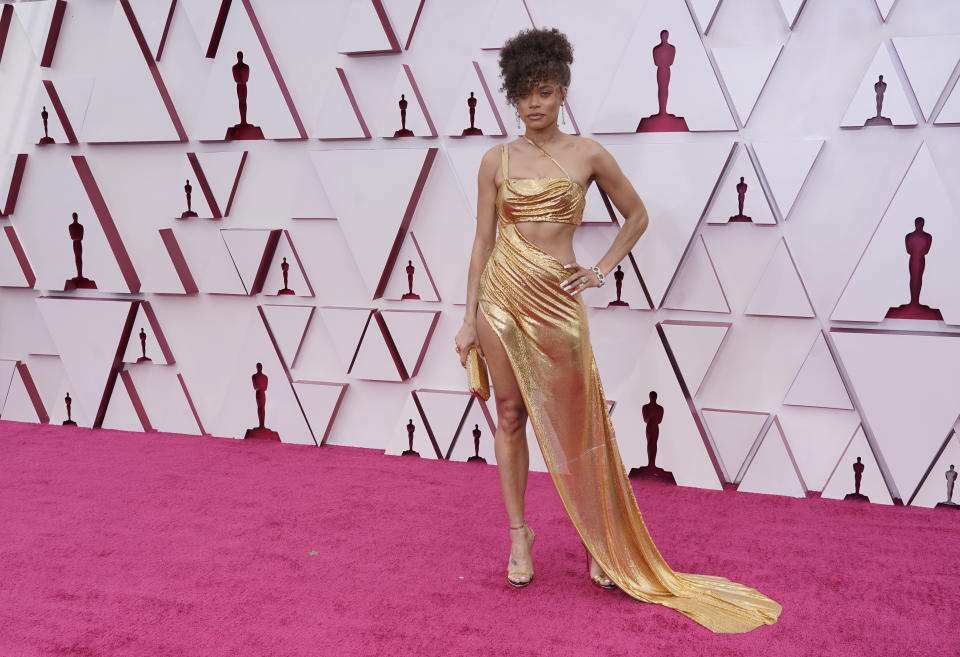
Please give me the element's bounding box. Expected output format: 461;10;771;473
461;146;500;329
586;140;649;278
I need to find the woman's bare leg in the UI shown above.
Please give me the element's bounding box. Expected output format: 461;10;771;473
476;309;534;581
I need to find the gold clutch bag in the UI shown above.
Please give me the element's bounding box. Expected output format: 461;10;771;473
465;346;490;401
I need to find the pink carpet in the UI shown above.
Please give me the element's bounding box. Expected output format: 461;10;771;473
0;420;956;657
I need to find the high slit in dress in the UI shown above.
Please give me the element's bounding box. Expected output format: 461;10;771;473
477;141;782;634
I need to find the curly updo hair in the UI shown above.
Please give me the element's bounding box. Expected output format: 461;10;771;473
498;27;574;106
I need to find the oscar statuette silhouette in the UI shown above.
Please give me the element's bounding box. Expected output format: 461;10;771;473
394;94;414;137
243;363;280;440
38;105;55;145
277;257;295;295
62;392;77;426
136;327;152;363
64;212;97;290
225;52;265;140
401;260;420;300
636;30;689;132
844;456;870;501
729;176;752;222
180;179;198;219
467;423;487;463
461;92;483;136
935;464;959;509
402;418;420;456
606;265;629;307
628;391;676;483
885;217;943;320
864;75;893;126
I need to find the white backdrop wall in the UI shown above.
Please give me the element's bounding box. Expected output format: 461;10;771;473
3;0;960;509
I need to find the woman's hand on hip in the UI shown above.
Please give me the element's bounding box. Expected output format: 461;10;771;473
560;263;600;295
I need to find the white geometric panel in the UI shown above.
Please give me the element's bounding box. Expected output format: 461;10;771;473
378;309;439;379
582;183;615;224
820;425;894;505
121;303;173;365
291;380;347;445
0;360;16;411
315;307;371;373
83;2;182;142
34;78;95;145
1;363;49;424
910;432;960;508
737;419;806;497
191;2;302;140
444;142;490;216
20;356;64;422
608;140;734;308
314;68;369;140
220;228;275;295
701;223;783;315
261;304;314;369
840;43;917;128
179;0;224;51
832;144;960;324
448;399;497;464
11;0;60;63
744;239;814;318
592;0;735;133
610;324;722;490
831;330;960;501
935;77;960;124
751;139;823;220
101;371;149;433
442;61;505;137
210;308;313;445
126;0;175;60
414;390;472;458
783;332;853;410
874;0;898;21
777;406;861;492
776;0;807;28
290;154;338;219
480;0;533;50
382;0;425;50
660;321;730;397
350;315;404;382
711;45;782;126
192;151;246;218
892;36;960;121
375;65;436;138
125;365;203;435
687;0;722;33
0;226;33;287
701;408;768;481
337;0;398;55
164;224;246;295
310;148;432;298
35;297;135;427
662;236;730;314
385;393;441;458
705;144;775;225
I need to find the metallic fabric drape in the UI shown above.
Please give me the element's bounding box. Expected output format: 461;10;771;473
478;215;782;634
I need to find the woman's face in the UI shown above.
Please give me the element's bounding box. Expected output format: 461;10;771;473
515;80;565;129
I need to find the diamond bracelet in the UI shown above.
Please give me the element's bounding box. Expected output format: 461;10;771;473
591;265;605;287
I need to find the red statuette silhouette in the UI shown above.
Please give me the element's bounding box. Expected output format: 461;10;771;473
394;94;414;137
401;260;420;300
62;391;76;426
461;92;482;136
844;456;870;501
137;327;152;363
467;423;486;463
225;51;265;141
180;179;198;218
277;257;294;295
606;264;629;307
64;212;97;290
636;30;689;133
885;217;943;320
628;391;676;483
38;105;55;145
402;418;419;456
244;362;280;440
729;176;752;222
864;75;893;127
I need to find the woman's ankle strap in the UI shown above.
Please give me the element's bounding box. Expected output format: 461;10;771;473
509;522;527;530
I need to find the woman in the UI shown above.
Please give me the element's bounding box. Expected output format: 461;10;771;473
454;27;782;634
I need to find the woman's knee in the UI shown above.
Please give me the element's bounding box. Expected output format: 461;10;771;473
496;397;528;436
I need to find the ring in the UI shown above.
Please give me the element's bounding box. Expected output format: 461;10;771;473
580;276;587;284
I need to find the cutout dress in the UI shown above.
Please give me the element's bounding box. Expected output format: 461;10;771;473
477;141;782;634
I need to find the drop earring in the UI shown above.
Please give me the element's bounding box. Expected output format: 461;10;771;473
515;110;522;130
561;101;566;126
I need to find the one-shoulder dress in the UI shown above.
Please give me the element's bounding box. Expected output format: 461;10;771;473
477;141;782;634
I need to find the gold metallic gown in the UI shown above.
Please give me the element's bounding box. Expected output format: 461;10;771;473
477;143;782;634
